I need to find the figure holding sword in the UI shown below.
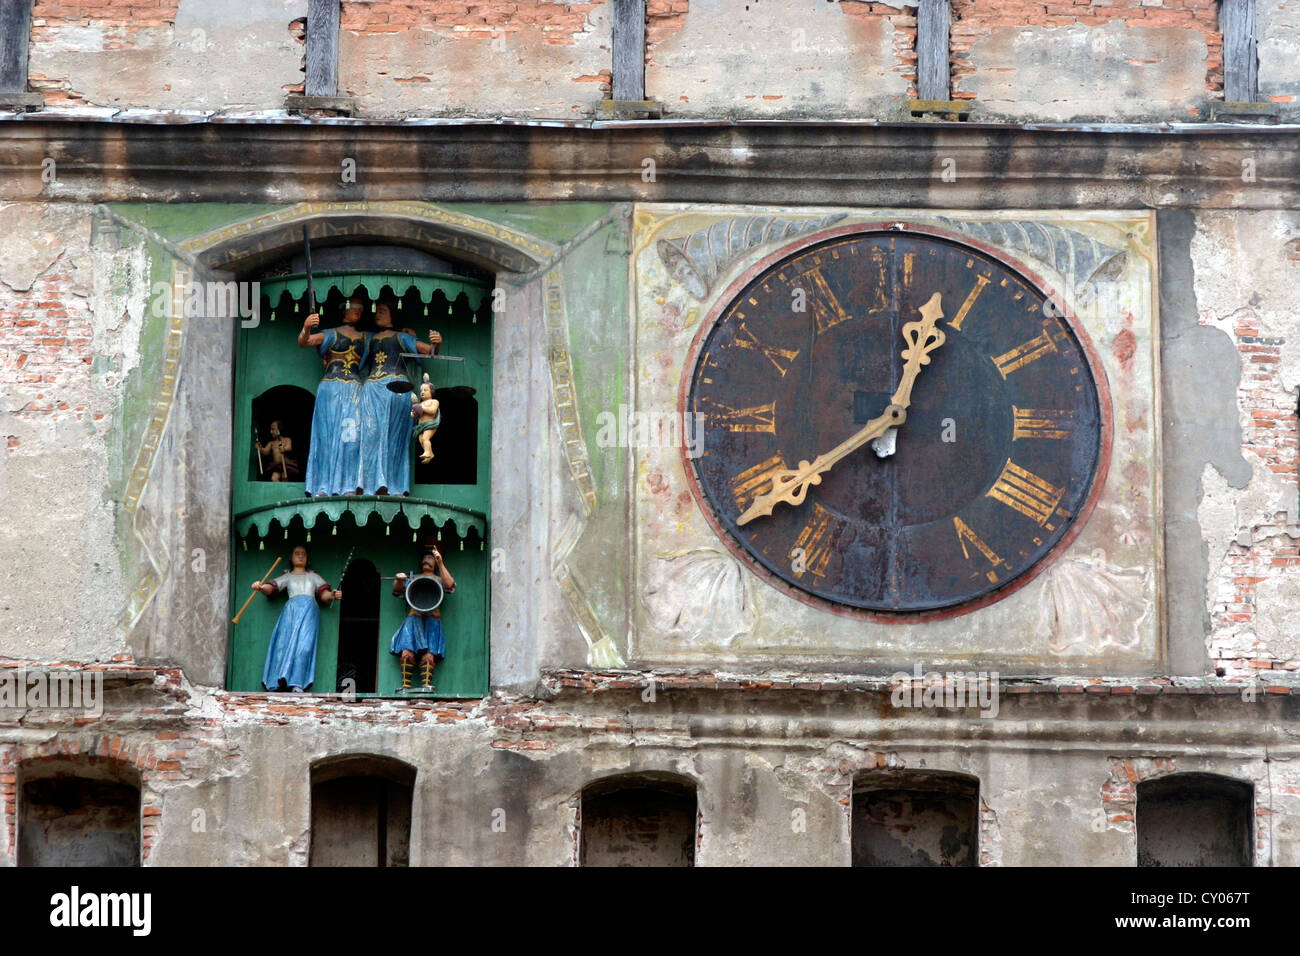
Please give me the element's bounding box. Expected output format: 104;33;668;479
359;296;442;495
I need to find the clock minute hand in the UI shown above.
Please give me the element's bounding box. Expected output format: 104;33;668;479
735;292;946;527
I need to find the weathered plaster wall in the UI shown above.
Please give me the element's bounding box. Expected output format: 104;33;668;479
1258;0;1300;120
0;202;130;663
3;672;1298;866
645;0;914;118
951;0;1221;122
28;0;308;111
1191;210;1300;679
338;0;613;118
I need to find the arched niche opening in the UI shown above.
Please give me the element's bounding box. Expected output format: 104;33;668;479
250;385;313;483
18;759;142;867
1137;773;1254;867
579;772;698;867
336;557;380;694
310;754;417;868
852;771;979;867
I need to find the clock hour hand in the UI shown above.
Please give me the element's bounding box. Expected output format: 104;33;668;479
735;292;946;526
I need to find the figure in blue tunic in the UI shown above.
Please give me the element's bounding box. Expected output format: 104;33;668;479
299;301;369;496
358;301;442;495
253;545;341;692
390;546;456;692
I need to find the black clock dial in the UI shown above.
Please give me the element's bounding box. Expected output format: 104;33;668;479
684;228;1107;614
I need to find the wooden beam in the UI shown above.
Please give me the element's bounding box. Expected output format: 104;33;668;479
916;0;950;103
1221;0;1258;103
0;0;32;93
611;0;646;103
305;0;341;98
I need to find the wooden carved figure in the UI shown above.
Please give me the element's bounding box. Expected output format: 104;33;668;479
359;300;441;495
256;421;299;482
254;545;341;692
390;545;456;692
411;373;442;465
299;299;369;496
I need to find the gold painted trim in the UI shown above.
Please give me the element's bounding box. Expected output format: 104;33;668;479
179;200;559;262
115;265;188;630
543;268;598;516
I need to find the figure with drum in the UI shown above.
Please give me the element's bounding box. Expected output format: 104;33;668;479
390;544;456;692
359;297;442;496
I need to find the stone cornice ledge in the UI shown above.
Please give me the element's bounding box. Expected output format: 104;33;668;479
0;116;1294;208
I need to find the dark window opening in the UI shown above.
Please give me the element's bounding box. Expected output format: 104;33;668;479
1137;773;1253;867
852;773;979;867
336;558;380;694
250;385;314;483
310;756;415;867
19;772;141;867
412;389;478;486
580;774;697;867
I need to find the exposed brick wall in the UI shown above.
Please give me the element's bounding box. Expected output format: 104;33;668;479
1209;316;1300;679
0;262;100;435
840;1;918;99
951;0;1224;106
340;0;605;46
28;0;181;105
645;0;687;60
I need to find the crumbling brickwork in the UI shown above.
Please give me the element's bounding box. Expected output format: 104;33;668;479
337;0;612;116
951;0;1223;120
645;0;912;116
341;0;605;45
27;0;181;105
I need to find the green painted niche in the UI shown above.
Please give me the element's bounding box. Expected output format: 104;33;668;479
227;271;493;698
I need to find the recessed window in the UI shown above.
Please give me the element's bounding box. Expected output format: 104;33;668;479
310;756;416;867
579;774;697;867
19;769;141;867
1137;773;1253;867
852;773;979;867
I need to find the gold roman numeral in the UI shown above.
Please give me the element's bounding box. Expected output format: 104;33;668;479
708;400;777;433
953;516;1004;584
949;274;990;332
792;502;843;580
730;454;786;512
803;268;853;334
987;459;1065;528
1012;406;1073;440
991;322;1059;378
732;322;800;377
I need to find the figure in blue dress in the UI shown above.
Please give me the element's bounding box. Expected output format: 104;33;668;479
299;300;369;496
253;545;341;692
358;300;442;495
390;546;456;692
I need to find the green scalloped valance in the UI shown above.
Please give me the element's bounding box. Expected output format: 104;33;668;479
235;495;486;541
260;271;491;313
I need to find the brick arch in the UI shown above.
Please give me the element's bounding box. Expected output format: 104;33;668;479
4;739;168;864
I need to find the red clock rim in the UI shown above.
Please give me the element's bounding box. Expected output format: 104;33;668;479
675;218;1116;625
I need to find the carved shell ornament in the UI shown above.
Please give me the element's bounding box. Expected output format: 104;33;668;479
1034;549;1151;654
656;213;848;299
641;549;757;645
936;218;1128;298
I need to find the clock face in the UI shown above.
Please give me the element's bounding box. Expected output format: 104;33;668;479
683;227;1109;615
